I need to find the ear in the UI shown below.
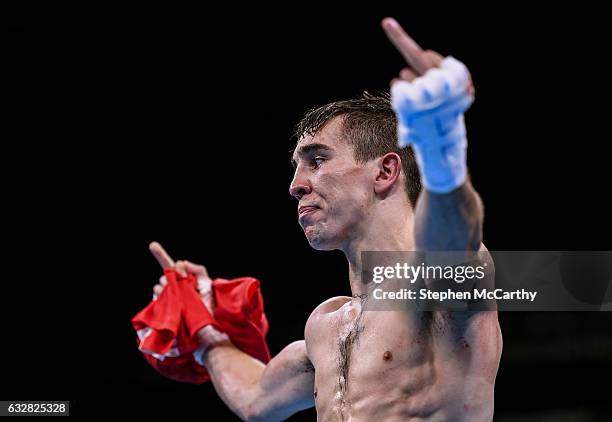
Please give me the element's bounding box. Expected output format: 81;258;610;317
373;153;402;195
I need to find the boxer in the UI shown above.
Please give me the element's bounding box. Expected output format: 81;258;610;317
149;17;502;421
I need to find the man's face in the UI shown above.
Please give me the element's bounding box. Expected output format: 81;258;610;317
290;117;375;250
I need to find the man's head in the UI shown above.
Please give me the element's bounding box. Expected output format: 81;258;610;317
290;93;422;250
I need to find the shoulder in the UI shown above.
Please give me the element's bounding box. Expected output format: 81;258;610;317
304;296;351;335
310;296;352;318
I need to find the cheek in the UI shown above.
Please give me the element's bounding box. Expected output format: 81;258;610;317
318;171;371;216
317;174;348;207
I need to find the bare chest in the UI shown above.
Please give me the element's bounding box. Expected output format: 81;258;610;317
305;302;447;412
305;299;498;421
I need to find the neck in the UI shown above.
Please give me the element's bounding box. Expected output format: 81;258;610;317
341;202;416;297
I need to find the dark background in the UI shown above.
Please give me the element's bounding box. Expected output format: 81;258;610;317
3;2;611;420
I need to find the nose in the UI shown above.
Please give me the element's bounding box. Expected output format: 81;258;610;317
289;167;312;200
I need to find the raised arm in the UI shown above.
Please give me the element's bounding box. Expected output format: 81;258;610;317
381;21;500;351
381;18;483;252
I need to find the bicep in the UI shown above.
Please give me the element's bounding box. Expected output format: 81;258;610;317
251;340;315;421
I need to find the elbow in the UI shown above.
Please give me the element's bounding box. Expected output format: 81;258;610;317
244;417;271;422
243;414;262;422
243;407;285;422
242;406;263;422
240;402;262;422
242;409;262;422
242;402;275;422
243;412;275;422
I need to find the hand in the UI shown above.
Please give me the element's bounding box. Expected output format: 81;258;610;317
382;17;444;82
149;241;215;313
382;17;474;95
381;17;473;194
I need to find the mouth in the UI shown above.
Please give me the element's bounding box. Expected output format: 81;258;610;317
298;205;320;222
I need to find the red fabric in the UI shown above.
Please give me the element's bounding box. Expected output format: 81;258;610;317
132;268;271;384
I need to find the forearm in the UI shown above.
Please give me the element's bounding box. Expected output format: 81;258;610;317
414;177;483;251
203;343;267;421
196;328;266;421
197;331;313;422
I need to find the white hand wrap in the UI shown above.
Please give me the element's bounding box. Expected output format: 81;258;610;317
391;57;473;194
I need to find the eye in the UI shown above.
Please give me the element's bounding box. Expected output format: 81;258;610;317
311;156;326;168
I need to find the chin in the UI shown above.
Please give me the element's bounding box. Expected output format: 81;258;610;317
304;226;340;251
308;238;336;251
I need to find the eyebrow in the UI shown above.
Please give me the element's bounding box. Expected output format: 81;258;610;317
291;143;334;167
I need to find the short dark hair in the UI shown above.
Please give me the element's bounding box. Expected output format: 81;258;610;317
294;92;422;208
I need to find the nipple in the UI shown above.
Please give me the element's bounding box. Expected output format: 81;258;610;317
383;351;393;361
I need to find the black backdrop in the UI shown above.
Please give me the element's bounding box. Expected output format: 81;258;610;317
4;2;611;420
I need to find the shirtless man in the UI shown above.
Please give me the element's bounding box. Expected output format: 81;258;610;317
149;18;502;421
